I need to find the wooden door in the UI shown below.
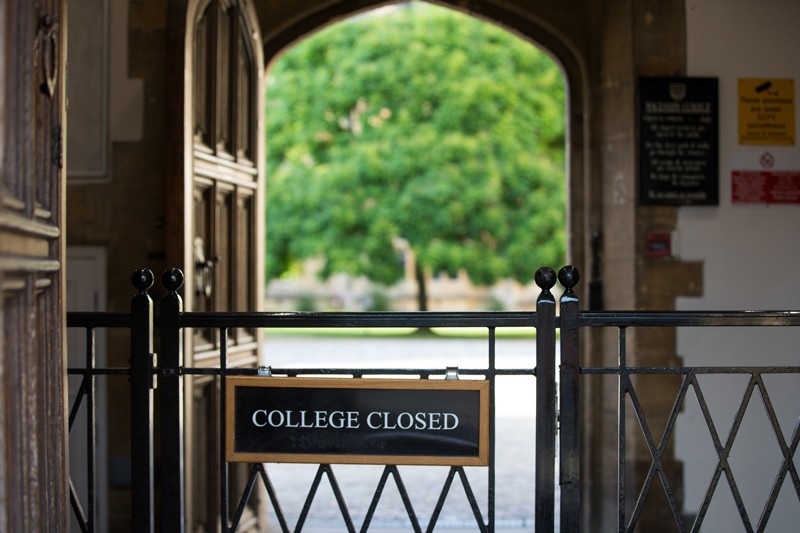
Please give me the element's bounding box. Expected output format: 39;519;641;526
0;0;68;530
185;0;265;530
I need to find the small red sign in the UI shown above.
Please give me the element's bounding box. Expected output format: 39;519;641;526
645;232;672;258
732;170;800;204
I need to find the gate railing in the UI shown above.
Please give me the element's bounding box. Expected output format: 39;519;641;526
555;266;800;532
66;266;800;532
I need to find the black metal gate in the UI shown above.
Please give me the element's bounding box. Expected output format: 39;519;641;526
67;266;800;532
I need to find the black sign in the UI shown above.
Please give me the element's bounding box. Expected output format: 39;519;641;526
226;377;489;466
638;77;719;205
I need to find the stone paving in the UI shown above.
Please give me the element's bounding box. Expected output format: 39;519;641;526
257;334;546;531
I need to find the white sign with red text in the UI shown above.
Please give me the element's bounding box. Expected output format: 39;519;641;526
731;148;800;205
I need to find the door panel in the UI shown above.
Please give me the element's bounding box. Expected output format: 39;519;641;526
214;183;233;313
0;0;67;530
193;179;215;354
185;1;264;530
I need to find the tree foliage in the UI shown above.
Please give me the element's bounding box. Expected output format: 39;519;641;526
266;2;566;297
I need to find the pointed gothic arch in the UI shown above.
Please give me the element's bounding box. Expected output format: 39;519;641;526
261;2;579;316
253;1;599;527
259;0;592;287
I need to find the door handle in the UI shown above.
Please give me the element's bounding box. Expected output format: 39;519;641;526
193;237;218;298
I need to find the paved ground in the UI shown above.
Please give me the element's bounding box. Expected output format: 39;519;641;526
257;334;546;531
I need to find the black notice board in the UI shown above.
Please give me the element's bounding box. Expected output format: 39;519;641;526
638;77;719;205
226;377;489;466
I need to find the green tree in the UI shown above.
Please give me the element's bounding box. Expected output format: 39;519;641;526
266;2;566;310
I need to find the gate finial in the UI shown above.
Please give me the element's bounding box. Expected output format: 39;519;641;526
557;265;580;295
132;269;154;293
534;266;557;293
162;268;184;293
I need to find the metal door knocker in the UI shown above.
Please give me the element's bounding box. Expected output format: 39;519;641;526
38;15;59;98
193;237;218;298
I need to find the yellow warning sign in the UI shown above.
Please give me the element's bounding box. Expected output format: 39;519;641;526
739;79;795;145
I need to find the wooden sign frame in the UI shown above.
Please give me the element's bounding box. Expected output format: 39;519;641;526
226;377;490;466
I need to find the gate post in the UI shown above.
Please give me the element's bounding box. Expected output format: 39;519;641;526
130;269;155;532
160;268;186;532
535;267;557;531
558;266;581;532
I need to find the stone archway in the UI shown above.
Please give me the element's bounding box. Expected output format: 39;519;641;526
250;1;696;530
254;0;596;526
258;1;592;282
